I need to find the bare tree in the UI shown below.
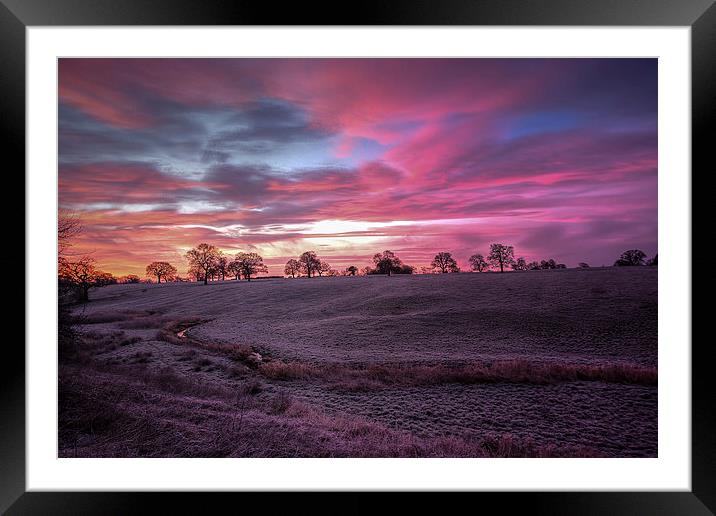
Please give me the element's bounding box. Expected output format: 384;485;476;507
299;251;321;278
57;211;85;342
145;261;177;283
234;252;268;281
527;261;540;270
540;259;557;270
468;253;488;272
188;263;205;282
94;271;117;286
511;257;529;271
317;260;332;277
185;243;221;285
578;262;590;268
59;257;110;302
614;249;646;266
215;255;229;281
227;259;242;280
647;254;658;266
431;252;460;273
346;265;358;276
58;209;82;262
488;243;515;273
372;250;403;276
284;259;301;278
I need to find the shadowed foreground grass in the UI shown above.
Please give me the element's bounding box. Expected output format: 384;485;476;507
59;331;600;458
59;364;599;458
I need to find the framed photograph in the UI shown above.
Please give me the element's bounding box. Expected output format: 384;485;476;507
4;0;709;513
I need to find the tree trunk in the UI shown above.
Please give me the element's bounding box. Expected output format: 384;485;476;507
499;261;504;273
157;275;161;283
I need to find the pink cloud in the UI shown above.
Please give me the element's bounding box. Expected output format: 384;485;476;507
59;59;658;276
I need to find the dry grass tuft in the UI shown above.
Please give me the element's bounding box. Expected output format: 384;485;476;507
253;358;656;390
258;360;318;380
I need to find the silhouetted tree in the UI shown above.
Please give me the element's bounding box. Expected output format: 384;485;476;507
284;259;301;278
372;250;403;276
188;263;205;282
346;265;358;276
646;254;658;266
511;257;529;271
431;252;460;273
121;274;141;284
578;262;590;268
234;252;268;281
206;258;219;281
614;249;646;266
317;261;332;277
227;259;241;280
57;211;85;344
299;251;321;278
540;259;557;270
215;255;229;281
527;261;540;270
185;243;221;285
94;272;117;286
58;210;81;262
399;264;415;274
59;257;111;302
469;253;488;272
145;261;177;283
488;243;515;273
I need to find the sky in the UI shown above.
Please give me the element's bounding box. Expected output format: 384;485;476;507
58;58;657;277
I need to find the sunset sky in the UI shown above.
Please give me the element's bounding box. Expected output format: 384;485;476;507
58;58;657;277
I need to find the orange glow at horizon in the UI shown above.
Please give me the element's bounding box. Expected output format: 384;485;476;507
59;58;658;277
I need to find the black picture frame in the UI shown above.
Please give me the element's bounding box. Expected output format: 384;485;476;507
2;0;709;513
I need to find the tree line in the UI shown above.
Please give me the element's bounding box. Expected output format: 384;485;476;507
58;211;657;303
181;243;269;285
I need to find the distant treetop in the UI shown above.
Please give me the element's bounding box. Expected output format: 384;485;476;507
488;243;515;273
431;252;460;273
614;249;647;267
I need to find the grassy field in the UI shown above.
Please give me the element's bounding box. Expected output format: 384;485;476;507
59;266;657;457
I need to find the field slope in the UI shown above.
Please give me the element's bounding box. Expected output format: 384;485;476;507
61;267;657;457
